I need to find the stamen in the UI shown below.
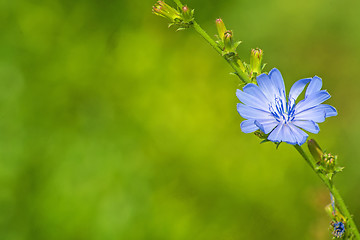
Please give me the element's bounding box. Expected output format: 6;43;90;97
269;96;296;124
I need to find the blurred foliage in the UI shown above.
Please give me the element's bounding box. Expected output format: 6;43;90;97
0;0;360;239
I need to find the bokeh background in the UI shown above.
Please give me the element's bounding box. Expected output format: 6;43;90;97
1;0;360;239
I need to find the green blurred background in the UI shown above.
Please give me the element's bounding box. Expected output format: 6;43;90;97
1;0;360;239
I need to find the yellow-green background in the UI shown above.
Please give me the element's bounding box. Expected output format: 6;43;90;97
1;0;359;239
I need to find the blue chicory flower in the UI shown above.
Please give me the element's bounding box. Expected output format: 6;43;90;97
236;68;337;145
332;221;345;238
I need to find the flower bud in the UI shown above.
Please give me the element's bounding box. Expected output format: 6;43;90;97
250;48;263;75
182;5;189;12
308;139;343;180
254;130;267;139
332;221;345;238
181;6;190;21
322;153;336;168
307;139;323;162
223;30;234;52
180;5;194;24
215;18;227;41
152;1;180;22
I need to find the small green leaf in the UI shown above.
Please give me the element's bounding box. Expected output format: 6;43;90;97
261;63;267;70
233;41;242;51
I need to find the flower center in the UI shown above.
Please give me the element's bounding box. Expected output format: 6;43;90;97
269;96;296;124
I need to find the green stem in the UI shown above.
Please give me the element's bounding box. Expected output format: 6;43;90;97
173;0;251;84
192;22;251;84
192;22;222;55
294;145;360;239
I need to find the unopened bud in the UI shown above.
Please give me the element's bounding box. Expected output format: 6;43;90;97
223;30;233;52
307;139;323;162
254;130;267;139
323;153;336;167
181;5;194;22
250;48;263;75
152;1;180;22
215;18;227;41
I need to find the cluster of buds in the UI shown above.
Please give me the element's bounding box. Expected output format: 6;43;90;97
152;1;194;30
153;2;266;84
308;139;344;181
215;18;266;83
215;19;242;57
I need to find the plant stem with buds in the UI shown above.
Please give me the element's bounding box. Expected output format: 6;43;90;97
294;145;360;239
173;0;251;84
